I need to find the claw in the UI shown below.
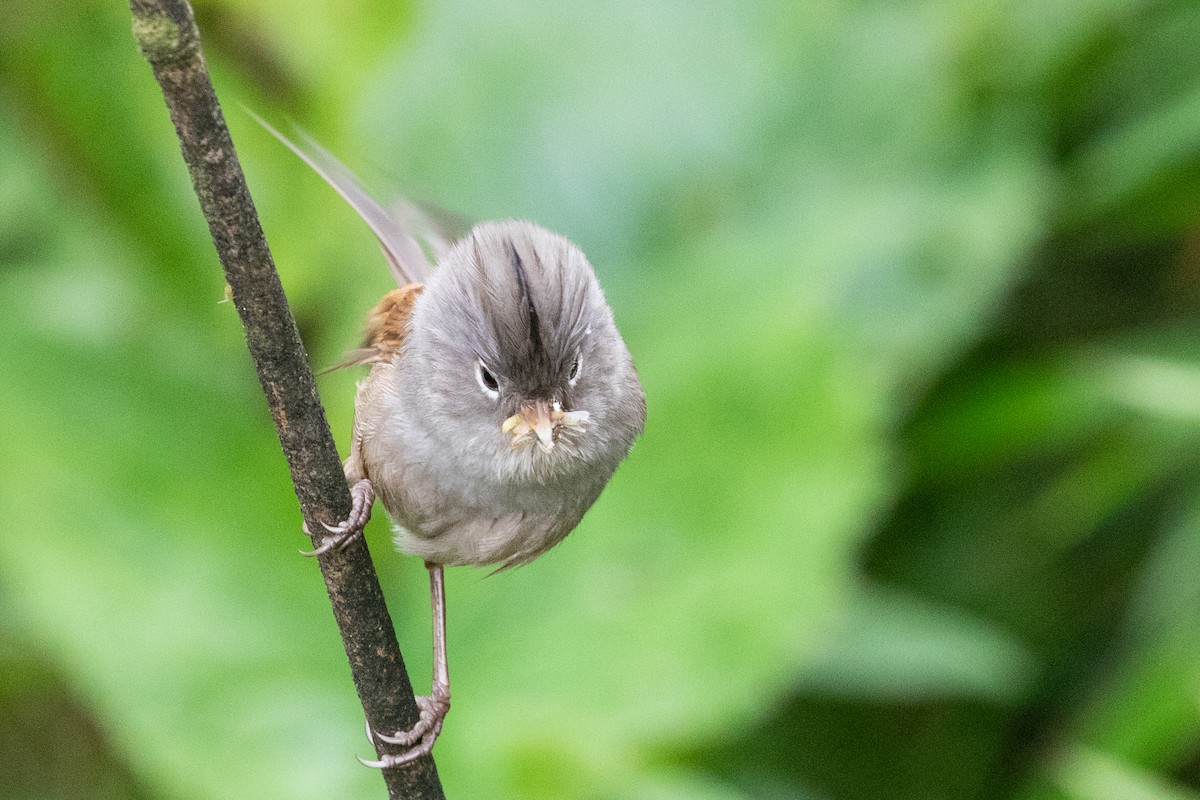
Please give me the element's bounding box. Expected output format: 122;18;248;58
360;685;450;768
300;479;374;557
298;539;338;557
358;748;429;770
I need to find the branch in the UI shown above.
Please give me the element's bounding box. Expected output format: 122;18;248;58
129;2;445;797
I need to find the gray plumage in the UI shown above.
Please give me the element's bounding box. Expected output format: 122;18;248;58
349;220;646;568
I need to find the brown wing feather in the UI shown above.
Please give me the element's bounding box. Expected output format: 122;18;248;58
325;283;425;371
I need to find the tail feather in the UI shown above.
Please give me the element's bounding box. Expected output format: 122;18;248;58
251;112;430;286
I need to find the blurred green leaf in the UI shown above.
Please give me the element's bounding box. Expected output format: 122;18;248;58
1048;746;1200;800
795;585;1035;704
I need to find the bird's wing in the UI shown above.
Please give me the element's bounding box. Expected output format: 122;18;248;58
324;283;426;371
252;112;434;286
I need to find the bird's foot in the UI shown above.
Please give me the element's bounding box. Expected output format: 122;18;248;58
358;683;450;768
300;479;374;556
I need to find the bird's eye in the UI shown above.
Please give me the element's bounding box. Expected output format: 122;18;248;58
476;360;500;399
567;350;582;386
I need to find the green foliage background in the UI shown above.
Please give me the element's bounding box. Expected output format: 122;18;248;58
2;1;1200;798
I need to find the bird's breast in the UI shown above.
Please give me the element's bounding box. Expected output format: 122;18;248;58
362;427;599;568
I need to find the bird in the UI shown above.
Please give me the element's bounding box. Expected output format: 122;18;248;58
261;121;646;768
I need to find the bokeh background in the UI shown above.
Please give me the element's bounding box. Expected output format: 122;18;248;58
3;1;1200;798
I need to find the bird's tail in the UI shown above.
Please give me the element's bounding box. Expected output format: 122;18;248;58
251;112;449;287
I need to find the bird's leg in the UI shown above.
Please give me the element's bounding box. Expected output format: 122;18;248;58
360;562;451;769
300;478;374;556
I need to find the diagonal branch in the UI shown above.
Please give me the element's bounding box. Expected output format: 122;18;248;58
129;2;445;797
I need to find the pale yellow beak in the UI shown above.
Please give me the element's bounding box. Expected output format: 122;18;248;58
502;401;591;452
527;401;556;452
